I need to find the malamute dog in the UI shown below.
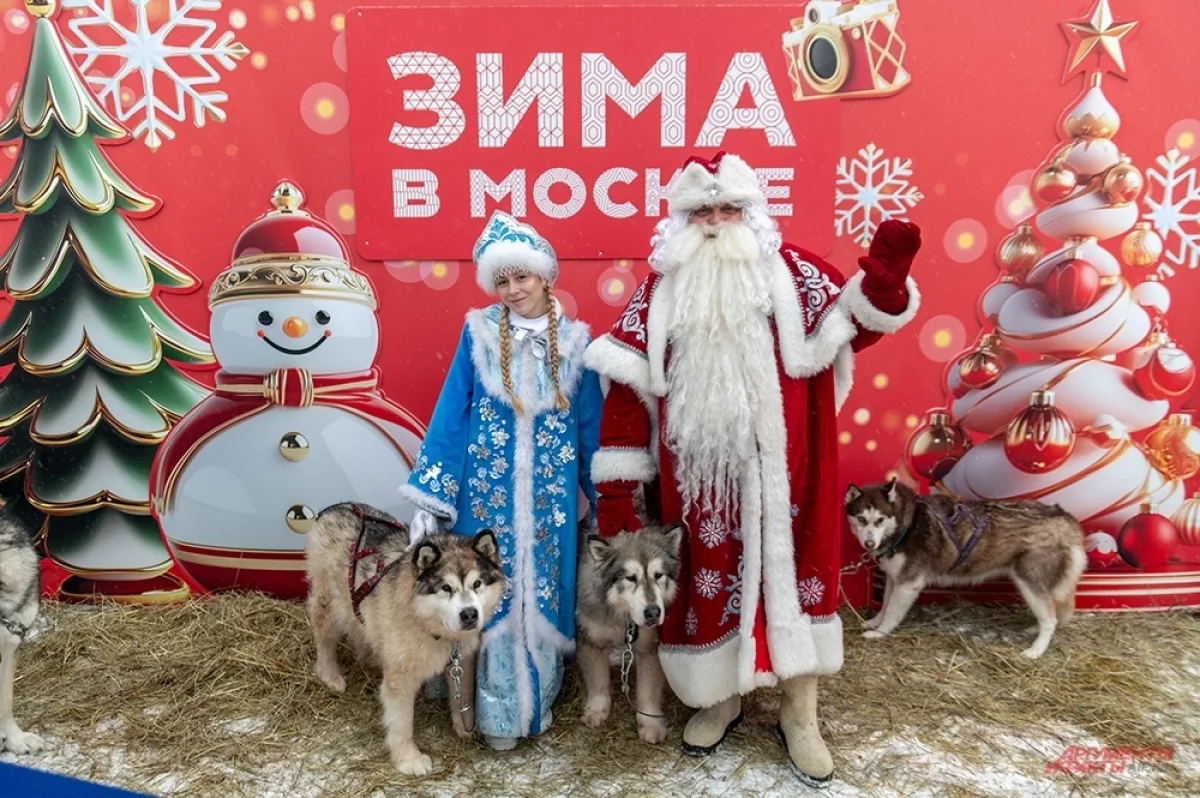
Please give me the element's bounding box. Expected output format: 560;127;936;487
0;507;45;755
845;479;1086;659
575;524;683;743
305;503;505;776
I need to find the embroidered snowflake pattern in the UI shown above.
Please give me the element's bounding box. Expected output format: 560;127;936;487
695;568;723;599
490;428;511;447
536;429;556;448
797;576;825;608
684;607;699;637
697;517;728;549
479;398;498;422
1143;149;1200;276
790;504;800;518
488;488;508;508
490;456;509;478
61;0;249;150
557;443;576;464
835;143;923;248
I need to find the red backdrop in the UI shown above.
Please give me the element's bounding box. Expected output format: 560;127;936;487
1;0;1198;605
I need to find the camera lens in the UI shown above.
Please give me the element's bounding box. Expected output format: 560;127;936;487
806;36;839;82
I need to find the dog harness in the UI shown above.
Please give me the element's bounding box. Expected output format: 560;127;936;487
346;505;410;623
881;499;986;572
0;616;27;641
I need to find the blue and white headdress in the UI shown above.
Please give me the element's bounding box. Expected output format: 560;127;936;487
471;211;559;295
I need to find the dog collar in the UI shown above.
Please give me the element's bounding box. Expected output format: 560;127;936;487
1;616;28;640
876;506;919;559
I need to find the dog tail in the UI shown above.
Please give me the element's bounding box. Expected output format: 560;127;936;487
1052;542;1087;625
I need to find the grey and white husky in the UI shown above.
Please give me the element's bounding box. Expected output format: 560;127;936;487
845;479;1087;659
575;525;682;743
0;507;45;754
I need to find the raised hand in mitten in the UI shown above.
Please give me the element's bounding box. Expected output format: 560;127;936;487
410;510;442;546
860;219;922;293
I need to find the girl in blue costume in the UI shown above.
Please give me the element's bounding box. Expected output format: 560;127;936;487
401;211;603;750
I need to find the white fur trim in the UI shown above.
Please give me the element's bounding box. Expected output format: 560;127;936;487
667;153;765;214
591;447;657;483
841;272;922;334
466;308;590;415
398;484;457;526
766;252;858;379
584;336;650;398
660;634;741;708
646;273;674;396
475;240;557;295
833;344;854;414
736;458;764;694
510;360;538;735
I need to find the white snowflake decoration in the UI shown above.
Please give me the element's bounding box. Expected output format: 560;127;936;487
694;568;722;600
684;607;698;637
1143;149;1200;276
796;576;825;608
836;142;923;248
62;0;249;150
697;517;728;549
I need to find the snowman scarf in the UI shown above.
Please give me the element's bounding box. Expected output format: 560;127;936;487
150;367;423;515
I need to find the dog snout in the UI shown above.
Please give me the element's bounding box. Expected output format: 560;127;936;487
863;539;878;551
458;607;479;629
643;604;662;625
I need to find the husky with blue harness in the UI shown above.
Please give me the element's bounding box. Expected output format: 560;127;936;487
844;478;1086;659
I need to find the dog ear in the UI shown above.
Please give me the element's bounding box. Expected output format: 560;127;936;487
413;541;441;571
886;476;899;504
472;529;500;563
844;484;863;504
586;535;612;563
660;523;685;556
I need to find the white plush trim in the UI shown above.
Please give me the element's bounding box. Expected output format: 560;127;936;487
659;634;741;708
398;484;458;525
766;252;858;379
509;363;538;735
833;344;855;414
591;447;657;484
736;457;764;695
465;308;591;415
667;153;765;214
584;336;651;398
841;272;922;334
646;273;674;397
475;240;557;295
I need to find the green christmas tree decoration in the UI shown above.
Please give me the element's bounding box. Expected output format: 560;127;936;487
0;0;214;601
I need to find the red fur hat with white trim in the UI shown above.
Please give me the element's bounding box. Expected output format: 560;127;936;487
666;151;764;215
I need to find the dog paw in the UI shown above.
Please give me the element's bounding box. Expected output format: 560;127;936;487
3;729;45;755
581;702;611;729
637;716;668;744
1020;646;1046;660
862;629;888;640
394;753;434;777
862;616;883;631
316;666;347;693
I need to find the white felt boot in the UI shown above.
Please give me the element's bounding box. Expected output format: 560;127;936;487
681;694;743;756
778;675;833;788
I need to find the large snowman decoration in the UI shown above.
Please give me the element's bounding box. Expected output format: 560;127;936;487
150;181;425;599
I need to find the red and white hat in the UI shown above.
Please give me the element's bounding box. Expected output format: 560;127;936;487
666;151;764;215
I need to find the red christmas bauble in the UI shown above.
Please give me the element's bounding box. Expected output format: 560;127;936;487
1132;341;1196;400
1084;531;1120;569
1004;390;1075;473
1117;507;1179;569
904;411;969;481
1044;258;1101;315
957;347;1003;390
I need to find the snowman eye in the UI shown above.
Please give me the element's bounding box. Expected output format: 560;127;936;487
258;311;274;326
315;310;331;325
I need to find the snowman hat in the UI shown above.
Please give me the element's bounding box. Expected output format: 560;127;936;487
210;180;376;309
667;151;765;215
471;211;559;295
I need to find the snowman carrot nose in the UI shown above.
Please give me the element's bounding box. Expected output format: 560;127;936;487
282;317;308;338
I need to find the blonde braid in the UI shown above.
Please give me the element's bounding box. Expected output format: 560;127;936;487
545;284;570;412
499;304;524;414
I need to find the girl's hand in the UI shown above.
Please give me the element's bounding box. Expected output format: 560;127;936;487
410;510;441;544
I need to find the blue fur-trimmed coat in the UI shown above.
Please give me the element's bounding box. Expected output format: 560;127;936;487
401;305;603;738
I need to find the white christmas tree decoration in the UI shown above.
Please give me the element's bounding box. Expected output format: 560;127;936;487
835;142;924;247
1143;149;1200;276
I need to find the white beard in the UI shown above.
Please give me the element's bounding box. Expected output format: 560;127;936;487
662;221;779;520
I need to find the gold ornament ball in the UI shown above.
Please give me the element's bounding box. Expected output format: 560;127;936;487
1102;160;1144;204
1034;164;1077;203
996;223;1044;279
25;0;56;17
1121;222;1163;268
1144;413;1200;481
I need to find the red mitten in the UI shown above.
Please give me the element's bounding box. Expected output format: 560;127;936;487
597;485;642;537
859;219;921;313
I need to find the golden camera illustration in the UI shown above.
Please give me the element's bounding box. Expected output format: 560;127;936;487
782;0;911;101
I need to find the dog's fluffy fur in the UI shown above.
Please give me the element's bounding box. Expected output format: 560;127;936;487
0;507;44;755
306;503;506;776
574;524;683;743
845;479;1087;659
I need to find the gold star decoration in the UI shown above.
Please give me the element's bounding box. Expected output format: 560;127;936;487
1061;0;1138;82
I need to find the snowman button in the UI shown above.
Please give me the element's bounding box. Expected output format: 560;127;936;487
280;432;310;462
286;505;317;534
